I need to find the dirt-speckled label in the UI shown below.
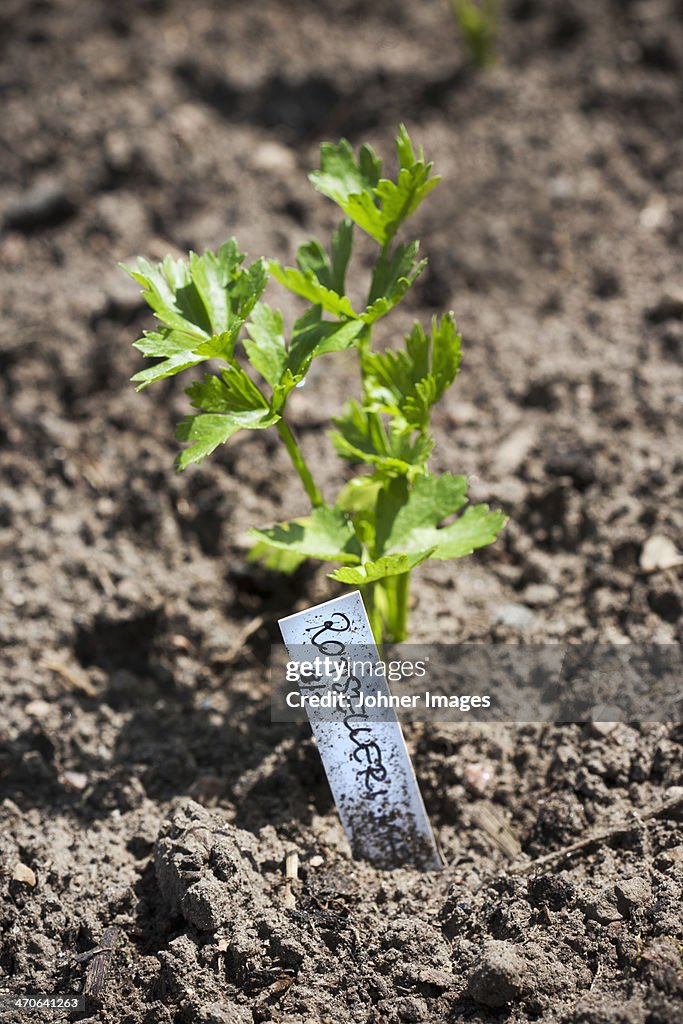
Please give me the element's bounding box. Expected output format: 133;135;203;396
278;592;442;871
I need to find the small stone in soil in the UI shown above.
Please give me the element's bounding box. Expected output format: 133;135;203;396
614;877;651;917
584;888;622;925
61;770;88;790
465;940;531;1008
3;180;75;231
521;583;559;606
463;762;494;796
25;699;53;719
640;534;683;573
588;706;622;734
12;863;37;886
494;603;536;629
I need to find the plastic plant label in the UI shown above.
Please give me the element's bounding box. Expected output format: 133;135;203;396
278;591;442;870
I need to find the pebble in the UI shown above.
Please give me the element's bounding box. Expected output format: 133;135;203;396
463;762;494;796
250;141;296;174
640;534;683;573
12;863;37;887
104;130;135;174
416;967;455;989
639;195;670;231
25;699;52;719
584;889;622;924
521;583;559;607
494;425;536;475
494;603;536;630
465;940;530;1008
588;706;623;735
394;996;429;1022
614;877;651;916
61;770;88;790
181;876;234;932
448;401;478;425
3;180;75;231
655;844;683;869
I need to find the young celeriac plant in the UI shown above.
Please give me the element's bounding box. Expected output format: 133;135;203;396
451;0;498;68
123;126;506;644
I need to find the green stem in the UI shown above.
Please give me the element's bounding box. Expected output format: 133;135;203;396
361;582;385;650
359;242;417;645
276;418;325;508
362;572;411;647
389;571;410;642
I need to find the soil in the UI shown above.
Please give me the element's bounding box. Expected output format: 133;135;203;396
1;0;683;1021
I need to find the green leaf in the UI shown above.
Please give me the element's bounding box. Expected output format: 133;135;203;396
309;126;440;246
270;369;303;414
233;257;269;318
278;218;354;312
330;219;354;295
368;470;506;560
247;539;307;574
185;365;270;414
244;303;287;386
285;310;365;378
364;241;427;324
329;476;506;583
126;255;210;335
241;304;306;410
123;241;267;389
336;476;382;514
359;143;383;188
335;475;383;550
329;551;432;584
269;260;357;319
331;401;434;476
373;125;441;243
175;408;278;470
423;504;508;559
249;505;362;562
131;328;212;388
309;140;386;243
364;313;461;431
295;239;332;288
174;364;278;468
187;242;248;334
376;472;469;554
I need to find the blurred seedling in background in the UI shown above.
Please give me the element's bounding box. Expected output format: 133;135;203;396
123;126;506;643
451;0;499;68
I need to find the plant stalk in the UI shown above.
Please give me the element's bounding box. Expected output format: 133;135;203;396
276;418;325;508
361;582;383;649
389;571;410;642
362;571;411;647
